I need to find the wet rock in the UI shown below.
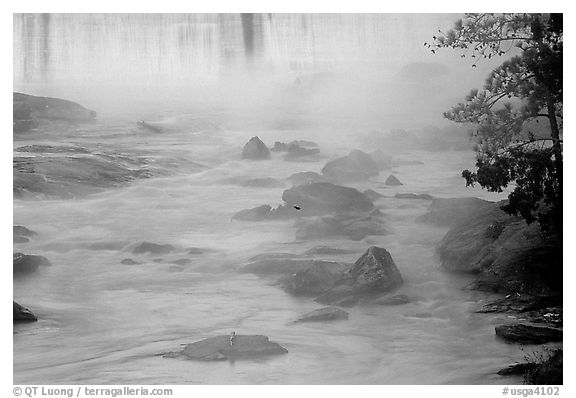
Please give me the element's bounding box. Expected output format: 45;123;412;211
497;363;538;376
241;257;345;277
395;193;434;200
172;258;192;265
14;92;96;123
137;121;163;133
13;301;38;322
295;214;388;241
133;242;175;255
294;307;349;323
495;324;562;344
525;349;563;385
13;236;29;244
436;201;562;296
272;140;318;151
222;177;284;188
304;246;356;255
16;145;91;154
374;294;412;306
283;145;321;161
280;261;350;296
187;247;205;255
232;204;272;221
13;253;51;274
241;136;271;160
165;335;287;361
316;246;403;305
286;171;326;186
384;174;403;186
121;258;140;265
476;294;561;314
282;182;374;216
416;197;492;227
363;189;384;201
321;150;379;182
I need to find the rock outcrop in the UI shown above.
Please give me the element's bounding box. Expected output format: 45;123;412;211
321;150;379;182
14;225;37;244
315;246;403;306
417;197;492;227
241;136;271;160
164;335;288;361
495;324;562;344
14;301;38;322
294;307;349;323
286;171;326;186
13;253;51;274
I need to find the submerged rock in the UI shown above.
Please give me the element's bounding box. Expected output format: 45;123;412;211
295;214;389;241
384;174;403;186
133;242;175;255
282;182;374;216
286;171;326;186
137;121;164;133
13;301;38;322
316;246;403;306
395;193;434;200
222;177;284;188
495;324;562;344
14;226;37;239
280;261;350;296
241;136;271;160
304;246;356;255
241;257;344;277
283;145;320;161
232;204;272;221
13;253;51;274
165;335;287;361
321;150;379;182
294;307;349;323
120;258;140;265
374;294;412;306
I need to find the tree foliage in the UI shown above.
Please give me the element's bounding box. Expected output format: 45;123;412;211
427;13;563;231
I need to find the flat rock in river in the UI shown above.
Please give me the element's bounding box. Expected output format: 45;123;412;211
165;335;288;361
495;323;562;344
294;307;349;323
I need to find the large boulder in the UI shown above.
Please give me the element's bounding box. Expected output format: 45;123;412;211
165;335;288;361
13;92;96;123
436;201;562;295
316;246;403;305
13;301;38;322
321;150;379;182
294;307;349;323
286;171;326;186
280;261;350;296
282;182;374;216
13;253;51;274
232;205;272;221
417;197;492;227
495;324;562;344
384;174;403;186
241;136;271;160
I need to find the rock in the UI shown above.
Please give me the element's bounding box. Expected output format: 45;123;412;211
222;177;284;188
13;253;51;274
363;189;384;201
272;140;318;151
13;153;152;200
166;335;288;361
369;149;393;171
232;204;272;221
525;349;563;384
375;294;412;306
395;193;434;200
294;307;349;323
14;226;37;241
121;258;140;265
13;92;96;123
295;214;388;241
321;150;379;182
384;174;403;186
436;201;562;295
304;246;356;255
282;182;374;216
187;247;205;255
133;242;175;255
241;257;345;277
13;301;38;322
476;294;561;314
13;236;29;244
241;136;270;160
316;246;403;305
280;262;350;296
416;197;492;227
16;145;91;154
172;258;192;265
283;145;320;161
497;363;538;376
137;121;163;133
286;171;326;186
495;324;562;344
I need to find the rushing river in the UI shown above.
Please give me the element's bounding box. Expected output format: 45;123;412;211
12;109;536;385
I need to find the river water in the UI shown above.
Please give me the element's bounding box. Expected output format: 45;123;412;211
12;109;536;385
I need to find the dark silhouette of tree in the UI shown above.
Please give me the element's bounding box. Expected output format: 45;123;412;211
427;13;562;231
